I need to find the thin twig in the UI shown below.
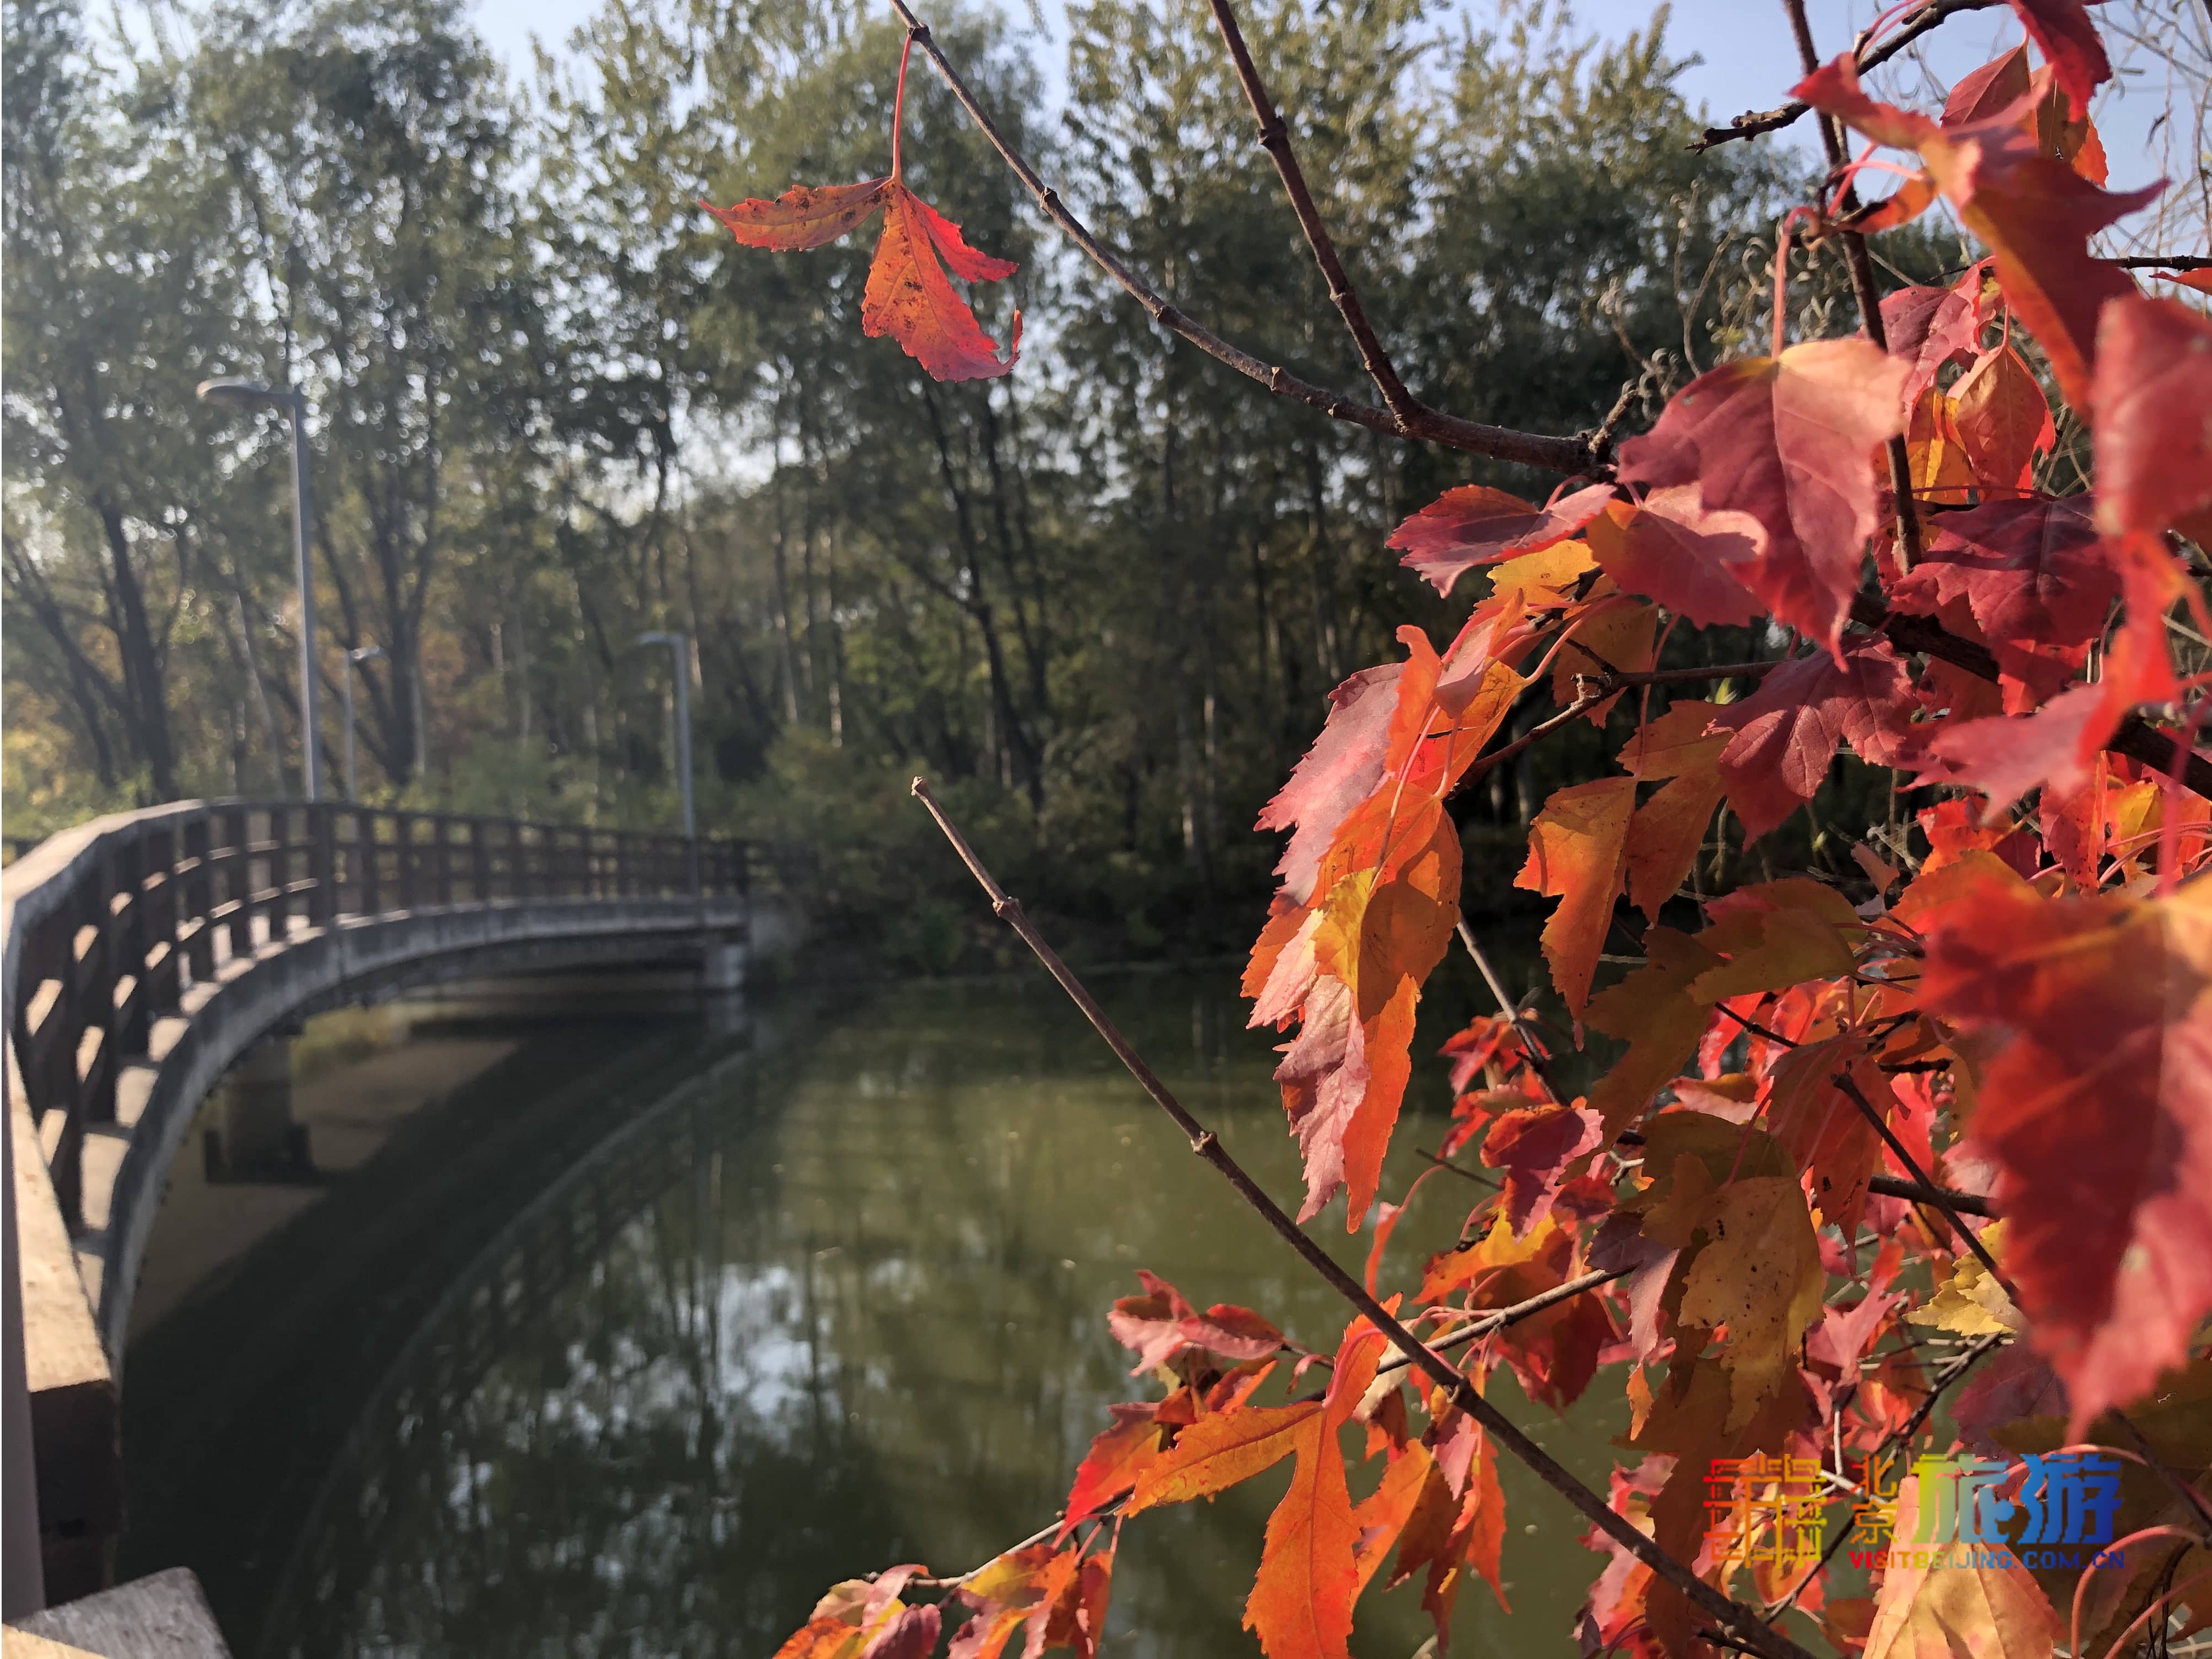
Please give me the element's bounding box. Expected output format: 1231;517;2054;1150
1418;1147;1500;1187
911;778;1820;1659
1832;1070;2018;1302
1201;0;1420;422
1780;0;1924;574
1767;1329;2008;1615
1454;915;1567;1108
1853;596;2212;797
1866;1172;1992;1216
882;3;1599;476
2105;256;2212;270
1619;1125;1990;1214
905;1509;1100;1589
1693;0;2002;151
1375;1267;1632;1375
2111;1408;2212;1537
1716;1001;1801;1049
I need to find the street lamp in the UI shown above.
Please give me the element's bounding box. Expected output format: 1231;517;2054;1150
635;631;696;843
344;646;385;802
198;378;320;800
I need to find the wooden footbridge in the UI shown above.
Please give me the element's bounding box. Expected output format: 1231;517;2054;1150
0;800;749;1617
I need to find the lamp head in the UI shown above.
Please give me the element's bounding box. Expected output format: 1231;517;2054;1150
196;377;300;410
349;645;385;664
636;631;681;648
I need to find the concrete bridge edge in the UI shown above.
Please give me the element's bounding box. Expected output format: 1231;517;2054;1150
93;898;745;1363
2;804;744;1607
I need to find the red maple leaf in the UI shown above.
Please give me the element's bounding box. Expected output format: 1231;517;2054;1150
1921;878;2212;1434
1389;482;1613;597
1887;496;2114;697
1616;340;1909;656
2091;294;2212;543
702;35;1019;383
2003;0;2111;116
1708;642;1919;840
1796;55;2157;411
1584;488;1766;628
1881;282;1979;410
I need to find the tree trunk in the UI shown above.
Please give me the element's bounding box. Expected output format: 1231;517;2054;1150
95;501;175;796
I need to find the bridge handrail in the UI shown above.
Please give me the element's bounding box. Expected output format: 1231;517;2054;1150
1;799;746;1237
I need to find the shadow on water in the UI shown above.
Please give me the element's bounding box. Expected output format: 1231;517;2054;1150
122;953;1627;1658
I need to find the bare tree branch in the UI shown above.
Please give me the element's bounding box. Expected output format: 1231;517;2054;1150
1694;0;2004;151
1199;0;1420;422
883;5;1601;477
1375;1267;1633;1375
911;777;1823;1659
1852;596;2212;796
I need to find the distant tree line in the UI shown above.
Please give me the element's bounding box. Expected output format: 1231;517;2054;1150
5;0;1801;942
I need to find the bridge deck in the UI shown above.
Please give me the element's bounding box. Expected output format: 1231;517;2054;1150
2;799;748;1610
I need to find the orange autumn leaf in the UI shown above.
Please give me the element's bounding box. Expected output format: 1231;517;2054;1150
1058;1404;1163;1537
1350;1440;1435;1595
1621;701;1729;924
947;1544;1073;1659
775;1568;932;1659
1413;1431;1510;1645
1242;1317;1389;1659
1515;776;1635;1017
1248;623;1525;1224
1951;342;2054;494
702;36;1019;383
860;185;1021;381
1675;1173;1827;1430
703;179;891;250
1122;1398;1323;1514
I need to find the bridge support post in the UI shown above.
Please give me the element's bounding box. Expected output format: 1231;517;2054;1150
209;1032;307;1177
697;932;747;1035
697;932;746;996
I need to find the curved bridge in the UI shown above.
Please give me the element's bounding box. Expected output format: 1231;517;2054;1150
1;800;748;1605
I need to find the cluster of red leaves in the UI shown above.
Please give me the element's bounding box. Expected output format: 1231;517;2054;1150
748;7;2211;1659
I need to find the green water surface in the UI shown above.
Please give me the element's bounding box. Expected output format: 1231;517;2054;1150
122;965;1629;1657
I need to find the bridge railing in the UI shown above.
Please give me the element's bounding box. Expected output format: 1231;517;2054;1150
3;801;745;1235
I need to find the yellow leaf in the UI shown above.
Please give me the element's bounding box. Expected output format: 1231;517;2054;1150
1677;1176;1826;1430
1863;1475;2064;1659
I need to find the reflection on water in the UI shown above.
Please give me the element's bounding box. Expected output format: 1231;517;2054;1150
123;965;1624;1657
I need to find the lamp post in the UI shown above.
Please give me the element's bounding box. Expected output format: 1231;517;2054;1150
344;646;385;802
198;378;320;800
636;631;697;892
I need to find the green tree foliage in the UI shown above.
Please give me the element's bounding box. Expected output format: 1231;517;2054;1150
3;0;1781;945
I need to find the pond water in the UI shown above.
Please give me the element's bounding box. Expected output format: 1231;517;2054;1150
121;957;1628;1658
